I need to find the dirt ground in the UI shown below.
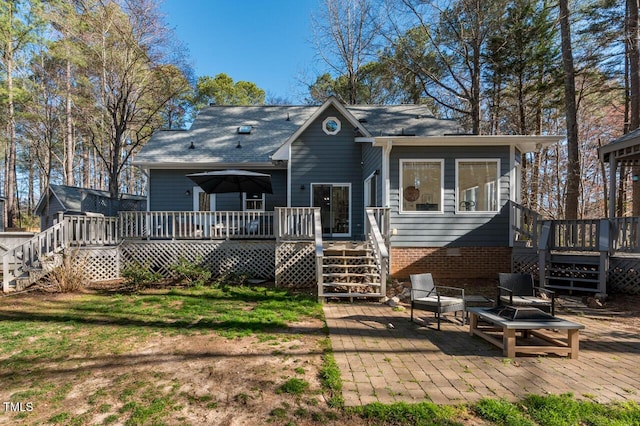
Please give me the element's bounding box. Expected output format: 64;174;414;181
1;289;638;425
570;292;640;329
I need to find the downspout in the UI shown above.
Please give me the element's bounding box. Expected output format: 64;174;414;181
381;140;393;277
381;140;392;207
509;145;516;247
287;150;292;207
142;168;150;212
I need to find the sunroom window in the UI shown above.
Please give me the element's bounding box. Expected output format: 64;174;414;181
456;160;499;212
400;160;443;213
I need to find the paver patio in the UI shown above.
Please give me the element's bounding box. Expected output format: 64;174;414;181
323;301;640;406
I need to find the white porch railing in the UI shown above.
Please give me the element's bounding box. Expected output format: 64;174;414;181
2;220;68;292
118;211;275;240
313;208;324;297
65;215;119;246
365;208;390;297
274;207;316;241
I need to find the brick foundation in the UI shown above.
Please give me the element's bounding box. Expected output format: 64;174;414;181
390;246;512;280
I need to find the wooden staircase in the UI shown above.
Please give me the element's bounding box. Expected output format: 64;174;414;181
319;242;383;300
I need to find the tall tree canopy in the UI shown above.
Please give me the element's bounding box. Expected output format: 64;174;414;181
194;73;266;108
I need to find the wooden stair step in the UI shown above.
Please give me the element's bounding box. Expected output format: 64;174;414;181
320;292;383;298
323;263;377;268
323;282;381;288
323;272;379;278
546;284;600;292
547;276;599;283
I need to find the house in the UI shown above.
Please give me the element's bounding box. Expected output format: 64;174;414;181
35;184;146;230
134;96;562;281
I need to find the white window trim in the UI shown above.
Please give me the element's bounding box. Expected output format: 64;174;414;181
192;187;215;211
310;182;352;237
399;159;444;215
242;192;265;212
455;158;501;214
322;116;341;135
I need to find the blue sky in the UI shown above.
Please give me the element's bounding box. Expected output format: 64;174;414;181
160;0;323;103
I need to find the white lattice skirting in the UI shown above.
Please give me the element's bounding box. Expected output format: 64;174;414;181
74;246;120;281
275;242;315;288
71;240;319;287
119;240;276;279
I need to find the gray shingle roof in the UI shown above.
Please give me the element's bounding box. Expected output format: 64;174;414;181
34;184;146;215
133;102;461;167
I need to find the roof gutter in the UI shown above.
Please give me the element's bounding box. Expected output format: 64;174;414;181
132;161;287;170
371;135;563;153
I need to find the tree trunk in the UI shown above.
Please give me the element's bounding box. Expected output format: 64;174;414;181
5;36;16;228
627;0;640;215
65;55;74;186
559;0;580;220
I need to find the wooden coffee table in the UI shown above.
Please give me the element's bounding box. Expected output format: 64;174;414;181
468;307;585;359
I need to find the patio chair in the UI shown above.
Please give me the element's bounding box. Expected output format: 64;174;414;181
246;219;260;234
410;273;465;330
497;273;556;316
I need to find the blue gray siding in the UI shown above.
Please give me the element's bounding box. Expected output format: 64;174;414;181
149;169;287;211
289;105;365;238
40;194;65;229
389;145;511;247
362;143;383;206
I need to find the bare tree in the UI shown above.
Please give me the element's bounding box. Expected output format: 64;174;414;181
312;0;381;104
75;0;191;198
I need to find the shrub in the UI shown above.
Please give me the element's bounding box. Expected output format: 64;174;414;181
122;261;162;289
169;256;211;286
277;378;310;395
44;249;88;292
214;271;250;288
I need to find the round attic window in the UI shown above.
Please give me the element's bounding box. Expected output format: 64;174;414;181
322;117;341;135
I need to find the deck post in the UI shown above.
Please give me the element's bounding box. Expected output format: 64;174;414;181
598;219;611;298
538;222;551;288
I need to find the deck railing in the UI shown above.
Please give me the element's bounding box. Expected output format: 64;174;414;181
65;215;119;246
545;219;602;252
118;211;275;240
274;207;316;241
2;220;67;292
611;216;640;252
313;208;323;296
369;207;390;246
366;208;390;296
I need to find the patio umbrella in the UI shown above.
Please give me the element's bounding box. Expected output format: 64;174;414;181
186;169;273;195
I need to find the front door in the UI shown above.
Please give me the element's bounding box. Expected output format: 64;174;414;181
311;184;350;237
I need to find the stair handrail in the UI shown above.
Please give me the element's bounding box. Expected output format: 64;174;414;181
510;201;543;248
366;208;389;297
313;208;323;299
2;219;69;292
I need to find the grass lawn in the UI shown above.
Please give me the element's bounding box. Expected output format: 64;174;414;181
0;284;638;425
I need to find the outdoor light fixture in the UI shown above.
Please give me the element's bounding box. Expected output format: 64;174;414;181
185;189;191;196
300;184;305;190
188;141;195;149
236;141;242;149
